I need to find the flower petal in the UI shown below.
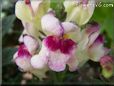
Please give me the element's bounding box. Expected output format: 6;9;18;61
23;35;39;55
15;56;32;71
30;1;42;14
78;22;100;50
88;35;107;61
31;66;49;80
14;44;32;71
67;49;89;71
64;0;95;25
41;13;63;35
15;1;32;22
62;22;79;33
18;29;29;43
48;50;70;72
31;44;48;69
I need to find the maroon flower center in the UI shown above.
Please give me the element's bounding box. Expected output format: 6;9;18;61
44;36;76;54
18;44;31;58
25;0;30;4
60;39;76;54
43;36;60;51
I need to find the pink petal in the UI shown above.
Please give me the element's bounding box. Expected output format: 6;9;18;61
86;22;100;47
86;22;100;34
78;22;100;49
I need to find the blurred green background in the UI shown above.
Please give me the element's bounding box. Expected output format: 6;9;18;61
1;0;114;85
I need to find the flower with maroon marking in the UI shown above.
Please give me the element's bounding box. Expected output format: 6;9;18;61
18;34;39;55
67;22;110;71
13;44;32;71
31;35;77;72
31;11;78;72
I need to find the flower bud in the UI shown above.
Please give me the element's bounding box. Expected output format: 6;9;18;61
64;0;95;26
100;56;113;78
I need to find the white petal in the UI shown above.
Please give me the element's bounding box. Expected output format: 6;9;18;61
23;35;39;55
62;22;79;33
15;1;32;22
31;1;42;14
31;44;48;69
88;44;106;62
13;52;18;60
41;13;62;35
15;56;32;71
18;29;28;43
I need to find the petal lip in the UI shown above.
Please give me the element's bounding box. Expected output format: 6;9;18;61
31;55;48;69
48;51;70;72
48;62;66;72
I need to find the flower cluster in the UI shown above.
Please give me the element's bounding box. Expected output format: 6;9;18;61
13;0;113;80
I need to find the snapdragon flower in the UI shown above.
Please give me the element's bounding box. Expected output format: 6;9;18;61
31;12;78;72
67;22;110;71
13;35;48;80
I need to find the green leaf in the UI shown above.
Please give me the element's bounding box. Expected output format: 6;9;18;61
2;47;17;66
2;15;16;36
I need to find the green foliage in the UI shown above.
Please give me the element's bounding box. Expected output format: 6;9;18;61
2;47;17;66
2;15;16;37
